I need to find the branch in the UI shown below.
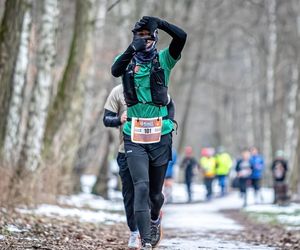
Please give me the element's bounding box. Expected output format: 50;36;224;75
107;0;121;12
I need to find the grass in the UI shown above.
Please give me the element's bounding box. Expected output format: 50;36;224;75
244;209;300;228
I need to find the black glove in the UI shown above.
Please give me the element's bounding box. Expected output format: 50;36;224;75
132;21;143;33
130;35;146;52
140;16;162;36
132;16;161;37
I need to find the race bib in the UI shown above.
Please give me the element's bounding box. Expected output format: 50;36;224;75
131;117;162;144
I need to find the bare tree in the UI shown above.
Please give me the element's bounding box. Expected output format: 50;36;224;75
0;0;32;155
43;0;97;194
263;0;277;164
17;0;59;172
3;4;31;166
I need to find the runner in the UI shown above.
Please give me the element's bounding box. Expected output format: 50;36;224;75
103;84;176;249
200;147;216;201
103;84;138;249
249;146;265;203
215;146;233;197
235;149;252;207
180;146;199;203
111;16;186;249
163;147;177;204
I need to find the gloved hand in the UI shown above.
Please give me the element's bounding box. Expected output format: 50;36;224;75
132;16;162;37
130;34;146;52
132;21;143;33
140;16;162;36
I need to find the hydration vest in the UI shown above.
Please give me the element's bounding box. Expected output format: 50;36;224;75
122;54;169;107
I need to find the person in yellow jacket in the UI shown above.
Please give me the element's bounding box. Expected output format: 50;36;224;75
215;146;233;196
200;148;216;201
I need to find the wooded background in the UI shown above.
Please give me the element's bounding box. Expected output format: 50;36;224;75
1;0;300;204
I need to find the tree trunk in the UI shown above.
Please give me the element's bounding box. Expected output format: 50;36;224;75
19;0;59;171
263;0;277;186
92;130;113;199
284;65;298;167
177;10;207;154
43;0;97;194
0;0;31;155
290;6;300;197
72;0;108;193
2;7;31;166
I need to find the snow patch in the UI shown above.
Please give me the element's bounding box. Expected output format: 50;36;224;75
18;204;125;224
6;224;28;233
245;203;300;214
58;193;124;211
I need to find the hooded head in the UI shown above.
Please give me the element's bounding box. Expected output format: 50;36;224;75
132;23;158;63
185;146;193;157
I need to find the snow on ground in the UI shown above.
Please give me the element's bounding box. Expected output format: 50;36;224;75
160;236;274;250
17;174;297;229
18;174;125;224
245;203;300;214
17;204;125;224
160;185;276;249
162;184;277;232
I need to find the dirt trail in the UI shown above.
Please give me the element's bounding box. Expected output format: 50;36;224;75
1;192;299;249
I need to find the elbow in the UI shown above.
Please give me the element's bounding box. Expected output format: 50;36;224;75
103;114;109;127
103;118;108;127
175;28;187;43
181;31;187;41
180;31;187;44
111;65;122;77
111;68;120;78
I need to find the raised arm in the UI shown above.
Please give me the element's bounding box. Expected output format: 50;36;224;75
111;34;147;77
139;16;187;60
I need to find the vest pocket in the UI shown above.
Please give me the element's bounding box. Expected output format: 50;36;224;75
122;69;139;106
150;67;168;106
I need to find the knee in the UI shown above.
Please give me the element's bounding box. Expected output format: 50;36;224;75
150;192;164;205
134;181;149;211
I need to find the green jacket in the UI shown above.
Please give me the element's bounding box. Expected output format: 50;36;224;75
117;48;179;136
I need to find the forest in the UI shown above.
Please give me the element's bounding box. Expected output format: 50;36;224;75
0;0;300;205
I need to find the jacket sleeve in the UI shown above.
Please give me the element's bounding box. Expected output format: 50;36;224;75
235;160;241;172
167;98;175;120
111;45;135;77
160;20;187;60
103;109;122;127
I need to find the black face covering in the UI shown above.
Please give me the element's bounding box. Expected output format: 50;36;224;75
134;30;158;63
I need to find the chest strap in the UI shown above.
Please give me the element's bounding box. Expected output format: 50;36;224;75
126;115;169;122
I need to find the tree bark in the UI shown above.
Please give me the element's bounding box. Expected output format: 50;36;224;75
0;0;31;155
91;130;113;199
72;0;108;193
263;0;277;165
43;0;97;194
177;7;208;154
19;0;59;171
3;6;31;166
261;0;277;188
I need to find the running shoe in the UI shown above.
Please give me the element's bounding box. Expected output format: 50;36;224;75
150;212;163;247
128;231;140;249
